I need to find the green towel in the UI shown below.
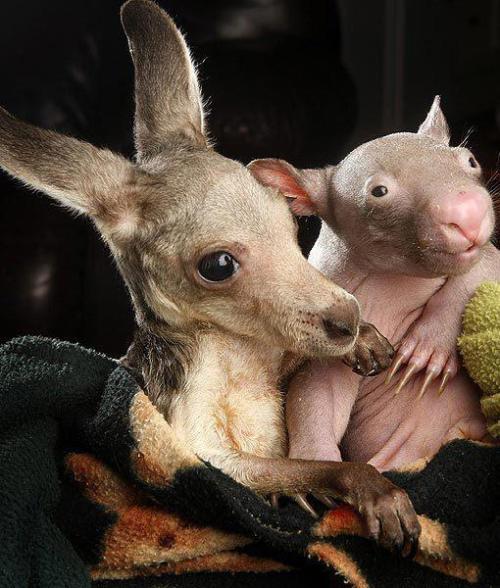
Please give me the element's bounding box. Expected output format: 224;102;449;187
458;281;500;438
2;336;500;588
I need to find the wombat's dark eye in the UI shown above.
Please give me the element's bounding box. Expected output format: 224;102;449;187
371;185;388;197
198;251;240;282
468;157;478;168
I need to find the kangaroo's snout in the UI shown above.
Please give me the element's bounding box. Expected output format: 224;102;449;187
434;190;492;251
273;260;361;358
321;296;359;347
323;318;355;340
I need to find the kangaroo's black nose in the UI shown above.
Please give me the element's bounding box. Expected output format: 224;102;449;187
322;319;355;341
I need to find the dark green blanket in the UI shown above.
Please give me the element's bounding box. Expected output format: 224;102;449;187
1;337;498;588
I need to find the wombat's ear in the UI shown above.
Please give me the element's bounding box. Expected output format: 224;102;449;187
418;95;450;145
121;0;206;159
0;106;136;234
248;159;319;216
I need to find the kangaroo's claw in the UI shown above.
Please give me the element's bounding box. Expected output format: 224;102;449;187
312;493;336;509
343;322;394;377
293;493;318;518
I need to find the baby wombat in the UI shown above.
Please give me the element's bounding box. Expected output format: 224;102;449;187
249;96;499;476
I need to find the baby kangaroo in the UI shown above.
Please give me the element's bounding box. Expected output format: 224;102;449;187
251;97;499;479
0;0;419;551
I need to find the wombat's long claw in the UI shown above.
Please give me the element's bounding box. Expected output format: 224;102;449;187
438;371;451;396
394;363;418;396
385;353;407;385
417;367;438;399
293;494;318;518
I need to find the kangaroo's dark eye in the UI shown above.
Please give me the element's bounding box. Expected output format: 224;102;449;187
371;185;388;197
469;156;478;168
197;251;240;282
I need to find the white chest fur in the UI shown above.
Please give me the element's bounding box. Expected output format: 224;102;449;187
167;333;287;476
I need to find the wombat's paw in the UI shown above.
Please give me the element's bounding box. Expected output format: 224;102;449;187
343;322;394;376
386;310;460;398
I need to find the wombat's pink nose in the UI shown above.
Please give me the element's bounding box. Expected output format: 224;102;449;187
437;191;490;248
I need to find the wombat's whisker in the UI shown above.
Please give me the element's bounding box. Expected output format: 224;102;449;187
457;126;474;148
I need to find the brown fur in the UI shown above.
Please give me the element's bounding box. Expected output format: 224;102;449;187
0;0;419;550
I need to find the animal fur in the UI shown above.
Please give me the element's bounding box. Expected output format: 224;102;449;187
0;0;419;551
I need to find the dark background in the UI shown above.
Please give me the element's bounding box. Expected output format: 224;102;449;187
1;0;499;357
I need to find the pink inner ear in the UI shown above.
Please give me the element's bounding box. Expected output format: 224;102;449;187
249;159;306;196
249;159;316;215
275;171;314;215
272;168;309;199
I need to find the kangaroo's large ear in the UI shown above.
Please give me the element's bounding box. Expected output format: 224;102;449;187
0;107;137;235
418;95;450;145
248;158;329;217
121;0;206;159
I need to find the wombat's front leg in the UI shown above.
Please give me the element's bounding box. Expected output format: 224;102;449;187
387;243;500;397
286;361;368;518
287;361;358;463
238;454;420;554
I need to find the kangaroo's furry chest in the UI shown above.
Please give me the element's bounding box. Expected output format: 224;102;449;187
167;333;287;469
